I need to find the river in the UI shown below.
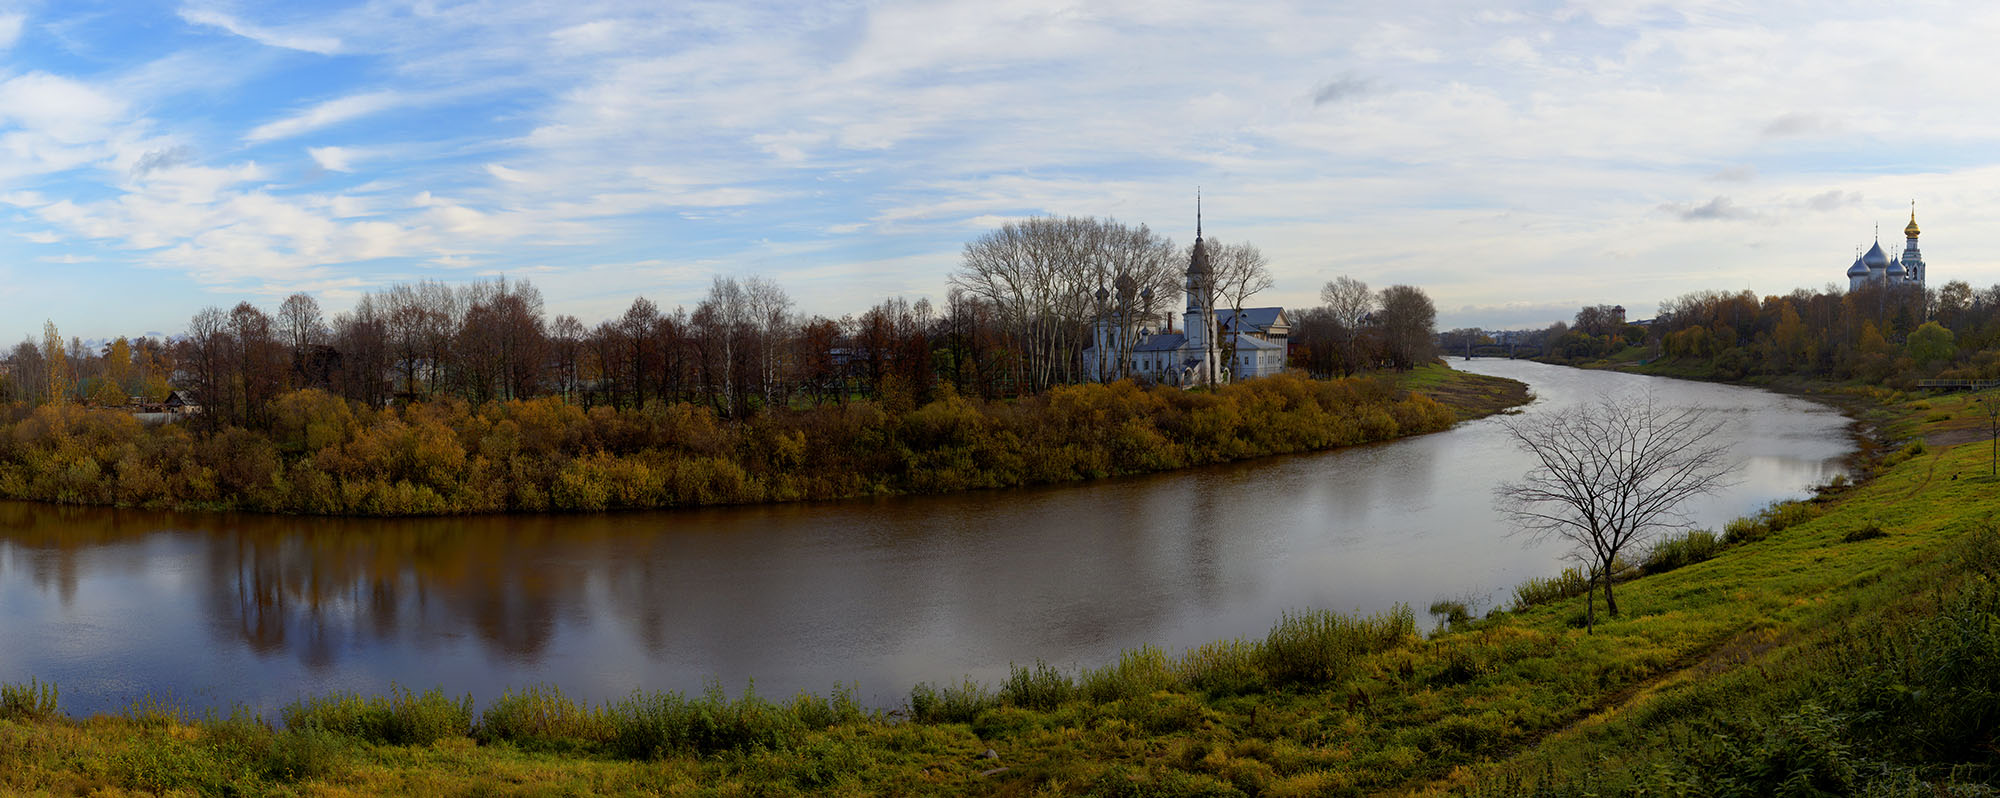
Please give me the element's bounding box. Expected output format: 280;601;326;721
0;360;1854;717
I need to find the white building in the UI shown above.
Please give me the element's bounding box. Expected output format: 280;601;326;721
1082;223;1288;386
1847;205;1928;292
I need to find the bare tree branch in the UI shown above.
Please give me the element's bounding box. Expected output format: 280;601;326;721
1494;392;1739;625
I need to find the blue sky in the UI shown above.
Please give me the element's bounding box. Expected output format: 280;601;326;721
5;0;2000;344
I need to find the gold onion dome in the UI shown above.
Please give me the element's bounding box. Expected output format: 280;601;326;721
1905;211;1920;239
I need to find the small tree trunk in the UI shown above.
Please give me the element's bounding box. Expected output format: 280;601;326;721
1584;574;1595;635
1602;556;1621;617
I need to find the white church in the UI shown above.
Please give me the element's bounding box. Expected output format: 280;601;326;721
1846;204;1928;292
1082;220;1288;386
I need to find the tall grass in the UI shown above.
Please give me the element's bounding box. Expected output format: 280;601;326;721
280;685;472;746
609;681;803;759
0;678;58;721
1080;646;1177;703
907;678;994;724
1512;568;1592;610
1643;529;1724;574
476;684;611;749
1261;604;1417;687
1723;500;1822;545
999;660;1074;710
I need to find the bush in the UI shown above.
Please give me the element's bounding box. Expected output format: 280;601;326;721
1177;638;1265;697
787;683;866;729
907;679;995;725
1427;599;1474;634
1261;605;1415;687
263;725;347;781
1761;500;1818;533
999;660;1075;710
1841;523;1889;543
609;682;803;759
1080;646;1178;704
281;685;471;746
477;684;611;749
1644;529;1724;573
1960;520;2000;582
1512;568;1591;610
0;678;59;721
1724;516;1768;545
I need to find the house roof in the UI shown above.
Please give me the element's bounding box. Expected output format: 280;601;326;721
1132;333;1188;352
1218;307;1287;332
1231;334;1284;351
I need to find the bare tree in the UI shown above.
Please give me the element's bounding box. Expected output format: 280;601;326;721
1199;238;1273;379
277;293;327;375
743;276;794;407
550;314;584;401
1320;276;1373;375
1495;394;1737;628
954;216;1177;392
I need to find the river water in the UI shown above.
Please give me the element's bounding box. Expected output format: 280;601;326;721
0;361;1853;717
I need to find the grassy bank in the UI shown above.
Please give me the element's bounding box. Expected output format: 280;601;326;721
0;365;1522;517
3;386;1994;795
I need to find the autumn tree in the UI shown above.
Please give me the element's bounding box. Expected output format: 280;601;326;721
1374;285;1437;370
42;321;70;404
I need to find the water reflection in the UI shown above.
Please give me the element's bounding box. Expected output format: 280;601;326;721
0;361;1854;716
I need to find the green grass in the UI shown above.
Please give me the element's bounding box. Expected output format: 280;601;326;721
0;387;1994;795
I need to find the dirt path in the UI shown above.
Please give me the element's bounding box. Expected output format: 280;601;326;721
1399;623;1785;797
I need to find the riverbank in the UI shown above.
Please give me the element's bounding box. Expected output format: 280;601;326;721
1;384;1989;795
0;365;1526;517
1538;348;1923;475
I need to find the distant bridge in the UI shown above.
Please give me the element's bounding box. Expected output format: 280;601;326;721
1460;344;1541;360
1916;379;2000;392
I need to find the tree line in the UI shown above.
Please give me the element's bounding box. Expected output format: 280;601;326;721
0;373;1462;515
1515;276;2000;385
2;215;1443;428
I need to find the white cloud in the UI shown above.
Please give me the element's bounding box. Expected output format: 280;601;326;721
18;230;59;244
246;92;402;143
0;72;126;143
0;13;25;50
178;7;340;55
308;146;357;172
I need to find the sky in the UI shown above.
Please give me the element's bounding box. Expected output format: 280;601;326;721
4;0;2000;344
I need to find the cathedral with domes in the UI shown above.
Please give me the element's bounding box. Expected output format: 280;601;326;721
1847;204;1927;292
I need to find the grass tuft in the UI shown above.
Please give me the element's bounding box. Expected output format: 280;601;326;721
1644;529;1724;574
0;678;59;722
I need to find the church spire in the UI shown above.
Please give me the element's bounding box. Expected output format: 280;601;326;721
1196;187;1202;240
1905;200;1921;239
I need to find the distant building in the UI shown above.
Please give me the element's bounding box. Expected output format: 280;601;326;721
1847;204;1928;292
164;390;202;416
1082;217;1287;386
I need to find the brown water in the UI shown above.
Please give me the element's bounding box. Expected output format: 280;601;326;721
0;361;1854;717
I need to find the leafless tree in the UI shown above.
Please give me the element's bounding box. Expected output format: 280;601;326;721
954;216;1177;392
1320;276;1373;375
550;314;584;401
695;277;751;415
1495;393;1738;627
743;276;794;407
1197;237;1273;379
